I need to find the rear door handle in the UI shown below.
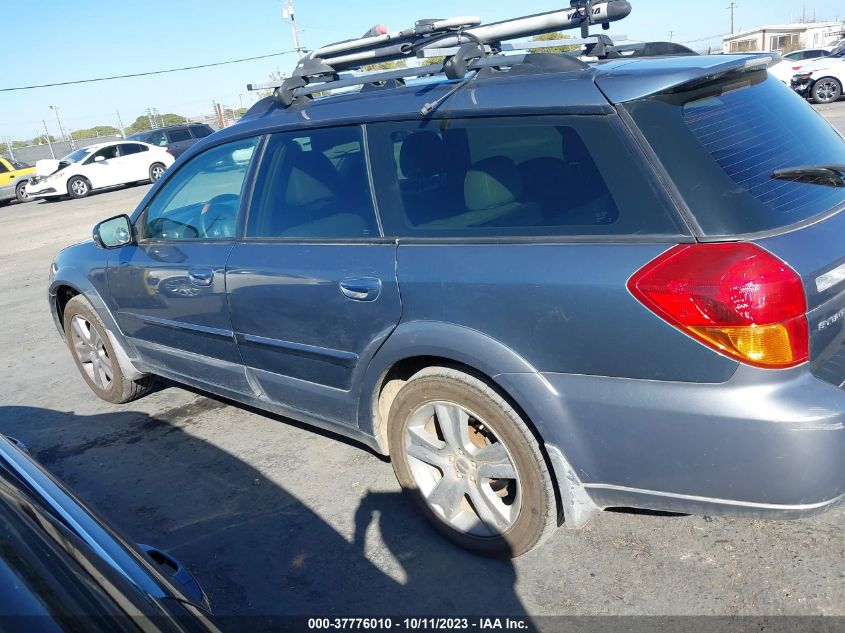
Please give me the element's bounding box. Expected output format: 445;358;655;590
339;277;381;302
187;267;214;287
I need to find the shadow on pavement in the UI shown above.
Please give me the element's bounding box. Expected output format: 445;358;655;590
0;404;528;626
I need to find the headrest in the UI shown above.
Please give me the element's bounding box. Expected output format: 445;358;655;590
285;151;338;207
399;132;444;180
464;157;522;211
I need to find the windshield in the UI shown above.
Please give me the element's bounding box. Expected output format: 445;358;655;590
63;147;95;163
625;70;845;236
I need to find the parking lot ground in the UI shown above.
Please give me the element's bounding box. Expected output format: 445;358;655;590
1;106;845;622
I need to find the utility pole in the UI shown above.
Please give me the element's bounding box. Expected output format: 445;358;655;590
668;30;675;42
116;110;126;138
283;0;304;59
727;2;738;34
3;138;15;162
42;120;55;159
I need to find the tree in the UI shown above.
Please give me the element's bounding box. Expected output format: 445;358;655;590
71;125;119;140
126;112;189;134
362;59;407;72
529;32;579;54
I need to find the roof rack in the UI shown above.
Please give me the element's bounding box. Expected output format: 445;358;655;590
247;2;660;108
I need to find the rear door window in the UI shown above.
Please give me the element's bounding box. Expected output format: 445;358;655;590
625;70;845;236
246;126;379;239
367;116;683;237
167;128;192;143
190;126;212;139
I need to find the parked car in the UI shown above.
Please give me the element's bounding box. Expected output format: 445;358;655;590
27;141;174;201
0;156;35;206
0;433;217;629
127;124;215;159
49;23;845;558
768;47;831;83
791;45;845;102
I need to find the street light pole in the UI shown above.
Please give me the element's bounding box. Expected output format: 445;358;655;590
283;0;304;59
49;105;67;142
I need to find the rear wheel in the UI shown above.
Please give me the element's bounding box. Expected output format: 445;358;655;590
812;78;842;104
67;176;91;199
387;367;557;558
62;295;155;404
149;162;166;182
15;181;30;203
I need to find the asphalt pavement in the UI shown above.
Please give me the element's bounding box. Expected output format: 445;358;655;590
0;105;843;623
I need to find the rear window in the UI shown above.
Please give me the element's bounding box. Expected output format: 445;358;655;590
625;70;845;236
368;116;682;238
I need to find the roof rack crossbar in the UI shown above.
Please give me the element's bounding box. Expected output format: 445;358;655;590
248;2;635;107
294;63;445;98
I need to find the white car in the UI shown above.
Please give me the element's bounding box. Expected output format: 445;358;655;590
768;47;831;83
790;45;845;104
26;141;174;201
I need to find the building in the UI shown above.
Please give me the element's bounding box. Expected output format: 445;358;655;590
722;21;844;53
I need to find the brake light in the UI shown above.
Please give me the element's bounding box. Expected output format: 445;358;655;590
628;243;808;369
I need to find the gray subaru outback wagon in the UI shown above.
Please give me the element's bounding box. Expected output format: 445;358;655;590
48;7;845;557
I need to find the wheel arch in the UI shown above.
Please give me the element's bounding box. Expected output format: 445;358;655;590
359;321;539;452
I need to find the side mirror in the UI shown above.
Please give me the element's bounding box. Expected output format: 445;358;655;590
94;155;106;162
93;214;134;249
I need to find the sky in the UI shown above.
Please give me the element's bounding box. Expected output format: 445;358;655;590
1;0;843;142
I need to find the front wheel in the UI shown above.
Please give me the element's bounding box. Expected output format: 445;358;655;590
67;176;91;199
812;78;842;104
387;367;558;558
63;296;156;404
15;181;30;203
149;162;166;182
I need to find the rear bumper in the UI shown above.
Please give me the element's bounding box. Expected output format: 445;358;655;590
497;364;845;520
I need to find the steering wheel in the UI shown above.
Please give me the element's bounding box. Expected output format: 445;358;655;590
199;193;240;238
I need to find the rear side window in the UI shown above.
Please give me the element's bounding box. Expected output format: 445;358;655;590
120;143;147;156
625;70;845;236
246;126;379;239
367;116;682;237
190;126;212;139
167;128;192;143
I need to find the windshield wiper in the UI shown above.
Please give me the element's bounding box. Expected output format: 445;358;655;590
772;164;845;188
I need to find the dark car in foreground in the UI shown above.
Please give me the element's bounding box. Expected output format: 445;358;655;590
48;8;845;558
127;124;214;159
0;434;217;630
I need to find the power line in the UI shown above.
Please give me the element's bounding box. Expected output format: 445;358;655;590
679;32;729;44
0;50;297;92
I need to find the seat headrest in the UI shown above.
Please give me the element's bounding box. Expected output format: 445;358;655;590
399;132;444;180
285;151;338;207
464;157;523;211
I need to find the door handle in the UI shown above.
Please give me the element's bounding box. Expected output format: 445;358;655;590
339;278;381;302
187;267;214;287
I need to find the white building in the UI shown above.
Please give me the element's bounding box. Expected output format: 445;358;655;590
722;22;844;53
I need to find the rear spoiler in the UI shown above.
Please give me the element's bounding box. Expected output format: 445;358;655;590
595;53;779;103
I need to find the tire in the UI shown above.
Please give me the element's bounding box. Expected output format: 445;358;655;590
149;162;166;182
67;176;91;199
15;181;30;204
387;366;558;558
62;295;155;404
811;77;842;104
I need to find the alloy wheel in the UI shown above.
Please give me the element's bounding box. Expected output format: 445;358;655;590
404;401;521;536
69;315;113;390
70;179;89;196
816;80;840;103
151;165;165;180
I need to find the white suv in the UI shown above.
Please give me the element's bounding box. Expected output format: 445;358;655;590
791;46;845;103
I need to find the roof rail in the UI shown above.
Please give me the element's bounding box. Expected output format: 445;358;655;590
249;2;636;107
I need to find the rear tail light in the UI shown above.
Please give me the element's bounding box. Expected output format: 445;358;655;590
628;243;808;369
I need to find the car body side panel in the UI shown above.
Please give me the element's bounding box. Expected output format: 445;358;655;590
393;244;739;381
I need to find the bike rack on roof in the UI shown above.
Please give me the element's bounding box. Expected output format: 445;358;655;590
245;1;696;110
